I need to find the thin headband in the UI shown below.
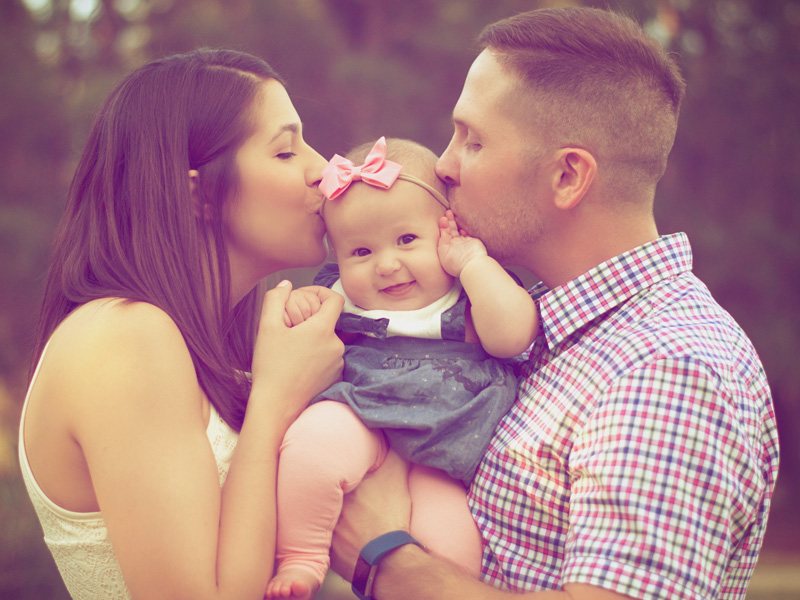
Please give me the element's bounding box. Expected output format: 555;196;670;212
318;137;449;209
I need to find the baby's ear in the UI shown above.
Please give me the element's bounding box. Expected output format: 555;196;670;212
188;170;211;221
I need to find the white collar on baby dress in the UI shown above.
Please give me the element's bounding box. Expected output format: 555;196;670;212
331;279;462;339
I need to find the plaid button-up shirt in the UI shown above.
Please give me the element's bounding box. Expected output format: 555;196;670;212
469;233;779;599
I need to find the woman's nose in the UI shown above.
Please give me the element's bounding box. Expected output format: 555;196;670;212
435;140;459;186
307;146;328;187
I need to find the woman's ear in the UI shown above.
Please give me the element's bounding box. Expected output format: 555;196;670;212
189;169;211;220
551;148;597;211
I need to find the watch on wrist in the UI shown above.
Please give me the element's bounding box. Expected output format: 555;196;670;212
351;530;424;600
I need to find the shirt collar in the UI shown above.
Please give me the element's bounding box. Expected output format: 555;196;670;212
331;278;462;339
531;233;693;350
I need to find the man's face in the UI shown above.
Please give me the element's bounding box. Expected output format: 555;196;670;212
436;50;550;267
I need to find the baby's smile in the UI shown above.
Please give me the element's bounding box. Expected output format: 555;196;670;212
380;281;417;296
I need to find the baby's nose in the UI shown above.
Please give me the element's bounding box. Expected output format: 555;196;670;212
375;254;401;276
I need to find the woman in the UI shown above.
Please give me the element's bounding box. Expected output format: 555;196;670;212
17;49;344;599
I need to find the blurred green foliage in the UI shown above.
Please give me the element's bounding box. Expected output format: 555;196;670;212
1;0;799;597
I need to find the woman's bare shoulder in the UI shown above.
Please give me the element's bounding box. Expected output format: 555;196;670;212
65;297;179;334
56;298;185;353
44;298;198;395
27;299;207;482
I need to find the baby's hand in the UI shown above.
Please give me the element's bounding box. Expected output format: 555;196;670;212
438;210;488;277
284;286;326;327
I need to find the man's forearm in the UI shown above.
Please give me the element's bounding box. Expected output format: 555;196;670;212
373;544;499;599
373;544;568;600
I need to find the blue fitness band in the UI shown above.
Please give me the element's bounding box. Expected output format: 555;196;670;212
351;530;424;600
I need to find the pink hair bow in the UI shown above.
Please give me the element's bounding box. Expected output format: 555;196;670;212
319;136;403;200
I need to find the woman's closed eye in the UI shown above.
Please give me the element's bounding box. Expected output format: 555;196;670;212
277;151;297;160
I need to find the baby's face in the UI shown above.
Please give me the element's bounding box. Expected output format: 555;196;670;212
325;180;454;311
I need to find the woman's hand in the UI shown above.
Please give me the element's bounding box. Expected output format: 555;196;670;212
250;280;344;425
330;450;412;580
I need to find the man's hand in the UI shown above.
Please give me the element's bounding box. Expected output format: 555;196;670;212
438;210;488;277
330;450;412;581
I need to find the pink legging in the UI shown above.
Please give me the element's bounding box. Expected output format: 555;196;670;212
275;400;483;584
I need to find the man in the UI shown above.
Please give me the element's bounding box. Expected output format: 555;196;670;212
331;7;779;600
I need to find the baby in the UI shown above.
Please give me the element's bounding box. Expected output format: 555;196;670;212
266;137;539;599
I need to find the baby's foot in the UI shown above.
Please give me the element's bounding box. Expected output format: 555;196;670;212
265;568;320;600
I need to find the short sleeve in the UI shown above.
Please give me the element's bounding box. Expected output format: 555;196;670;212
562;357;767;600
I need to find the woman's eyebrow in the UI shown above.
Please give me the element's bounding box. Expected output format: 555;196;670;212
269;122;300;143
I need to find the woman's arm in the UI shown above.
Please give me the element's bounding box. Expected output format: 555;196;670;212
221;282;344;589
65;284;343;599
438;212;538;358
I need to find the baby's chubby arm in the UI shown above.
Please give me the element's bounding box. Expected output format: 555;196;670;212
284;286;342;327
438;211;539;358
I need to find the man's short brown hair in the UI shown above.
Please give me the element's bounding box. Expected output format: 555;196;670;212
479;7;686;189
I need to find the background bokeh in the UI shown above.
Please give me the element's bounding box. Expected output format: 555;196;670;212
1;0;798;598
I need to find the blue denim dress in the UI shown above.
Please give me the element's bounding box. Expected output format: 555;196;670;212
312;264;519;485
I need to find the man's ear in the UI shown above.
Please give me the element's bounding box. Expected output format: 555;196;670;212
189;169;211;220
551;148;596;211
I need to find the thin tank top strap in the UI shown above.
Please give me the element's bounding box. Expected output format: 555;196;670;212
18;340;98;519
19;338;51;470
19;339;49;434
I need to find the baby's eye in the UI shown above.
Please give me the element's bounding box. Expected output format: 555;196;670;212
398;234;417;245
353;248;371;257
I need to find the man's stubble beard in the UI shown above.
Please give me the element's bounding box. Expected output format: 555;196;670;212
452;191;545;267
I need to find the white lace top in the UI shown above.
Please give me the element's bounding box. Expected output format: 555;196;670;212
18;345;239;599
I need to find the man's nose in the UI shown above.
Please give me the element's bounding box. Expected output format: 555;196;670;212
436;142;459;186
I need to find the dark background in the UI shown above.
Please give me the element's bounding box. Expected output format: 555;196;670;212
1;0;798;598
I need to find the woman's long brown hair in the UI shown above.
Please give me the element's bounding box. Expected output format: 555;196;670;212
31;49;284;431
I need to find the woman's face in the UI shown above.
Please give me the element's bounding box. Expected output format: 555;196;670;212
225;79;328;293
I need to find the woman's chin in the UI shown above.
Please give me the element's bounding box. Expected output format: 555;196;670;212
281;244;329;271
302;245;329;268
